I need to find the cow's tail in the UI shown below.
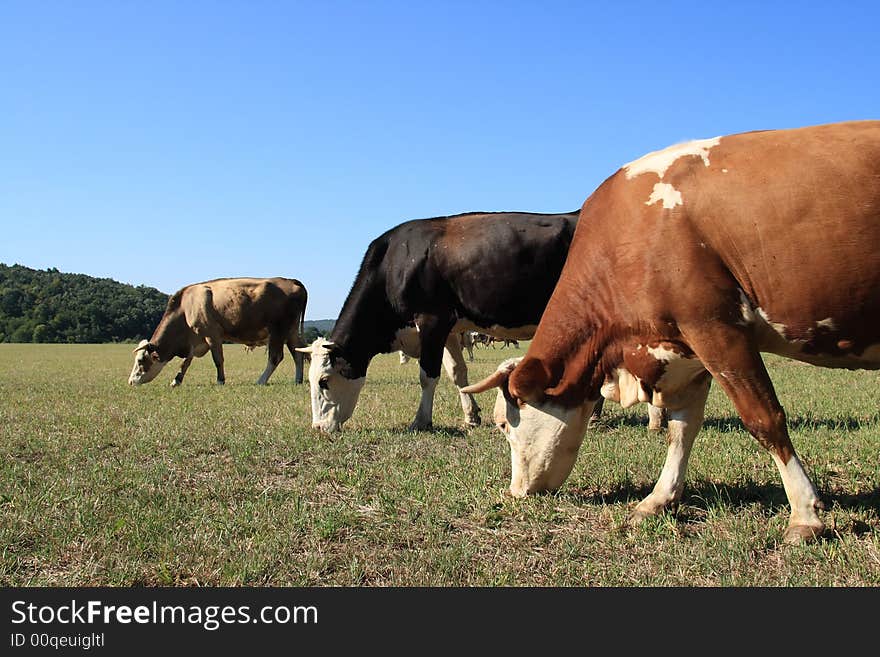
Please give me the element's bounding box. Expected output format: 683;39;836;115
298;288;307;345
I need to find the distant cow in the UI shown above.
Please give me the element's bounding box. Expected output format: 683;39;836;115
460;330;475;362
471;332;493;348
465;120;880;544
129;277;307;387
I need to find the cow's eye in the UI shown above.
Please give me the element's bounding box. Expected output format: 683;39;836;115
318;377;330;390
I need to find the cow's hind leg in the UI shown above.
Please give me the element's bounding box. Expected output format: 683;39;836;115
687;325;824;544
256;334;285;385
629;374;711;523
441;333;481;427
286;338;304;384
409;314;453;431
207;339;225;384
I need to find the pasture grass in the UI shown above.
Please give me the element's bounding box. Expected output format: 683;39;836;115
1;343;878;586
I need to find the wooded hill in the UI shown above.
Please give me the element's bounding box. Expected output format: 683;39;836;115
0;263;168;343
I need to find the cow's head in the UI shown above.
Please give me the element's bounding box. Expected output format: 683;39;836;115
462;357;594;496
128;340;167;385
295;337;365;432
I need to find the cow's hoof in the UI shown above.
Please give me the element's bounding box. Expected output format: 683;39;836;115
216;380;225;385
625;509;653;527
408;421;432;432
170;380;181;388
783;523;825;545
587;416;602;429
647;424;664;433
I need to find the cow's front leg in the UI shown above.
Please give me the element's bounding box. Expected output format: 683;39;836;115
207;339;225;384
170;355;194;387
441;333;481;427
629;374;712;524
409;314;453;431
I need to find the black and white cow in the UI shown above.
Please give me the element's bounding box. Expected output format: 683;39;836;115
296;211;583;432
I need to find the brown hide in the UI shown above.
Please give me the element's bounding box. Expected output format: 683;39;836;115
513;120;880;406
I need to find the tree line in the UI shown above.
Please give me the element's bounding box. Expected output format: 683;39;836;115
0;263;168;343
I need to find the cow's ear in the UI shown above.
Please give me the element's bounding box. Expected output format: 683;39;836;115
150;351;161;361
508;357;548;404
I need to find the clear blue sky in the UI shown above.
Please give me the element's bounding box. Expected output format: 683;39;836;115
2;1;878;319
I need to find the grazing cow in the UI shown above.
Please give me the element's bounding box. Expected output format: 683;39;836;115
296;211;581;432
472;332;493;348
129;277;307;387
464;120;880;544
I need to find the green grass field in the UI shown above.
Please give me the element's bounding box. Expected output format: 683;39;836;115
1;342;878;586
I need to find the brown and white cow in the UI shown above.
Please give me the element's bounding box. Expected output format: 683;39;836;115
464;120;880;544
129;277;307;387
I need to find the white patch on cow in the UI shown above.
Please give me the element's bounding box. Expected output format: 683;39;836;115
496;395;594;497
623;137;721;180
411;369;440;430
738;290;756;326
645;182;683;209
722;168;729;173
646;345;679;362
757;308;788;340
816;317;836;331
128;349;168;385
770;451;822;529
601;368;650;408
305;337;366;432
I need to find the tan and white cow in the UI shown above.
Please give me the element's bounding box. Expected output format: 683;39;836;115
464;120;880;544
129;277;308;387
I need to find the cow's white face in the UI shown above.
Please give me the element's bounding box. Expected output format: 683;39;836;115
464;358;594;496
128;340;168;385
297;338;365;433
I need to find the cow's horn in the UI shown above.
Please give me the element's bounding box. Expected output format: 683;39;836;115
294;346;313;354
132;339;150;354
461;357;522;394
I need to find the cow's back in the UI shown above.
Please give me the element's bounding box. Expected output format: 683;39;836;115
182;277;306;341
561;119;880;368
383;211;578;328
